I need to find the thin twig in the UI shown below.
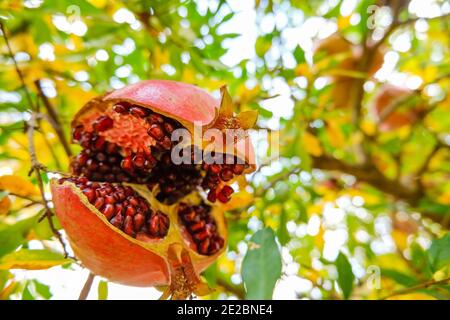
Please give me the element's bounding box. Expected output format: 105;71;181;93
27;113;69;257
216;276;245;300
381;277;450;300
7;192;43;205
78;273;95;300
0;22;34;108
1;22;69;257
34;79;73;157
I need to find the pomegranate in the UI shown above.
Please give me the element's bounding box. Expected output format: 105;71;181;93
51;80;257;299
314;33;385;109
371;84;424;131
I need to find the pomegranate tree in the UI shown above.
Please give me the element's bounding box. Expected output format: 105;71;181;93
51;80;257;299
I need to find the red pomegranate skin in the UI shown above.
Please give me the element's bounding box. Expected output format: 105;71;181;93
104;80;219;127
51;182;170;287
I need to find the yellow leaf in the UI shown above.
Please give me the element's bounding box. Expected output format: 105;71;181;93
392;230;409;251
0;249;70;270
0;175;40;197
337;15;351;29
181;68;197;83
87;0;107;7
0;196;11;215
295;63;311;77
303;132;323;156
315;226;325;250
222;190;254;211
152;46;170;70
387;293;436;300
237;83;260;103
326;121;345;148
360;119;376;136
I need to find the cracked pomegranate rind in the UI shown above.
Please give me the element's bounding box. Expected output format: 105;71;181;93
51;80;255;297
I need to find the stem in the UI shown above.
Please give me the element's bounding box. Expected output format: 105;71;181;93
216;275;245;300
78;273;95;300
381;277;450;300
27;113;69;257
34;79;73;158
1;22;69;257
0;22;34;108
8;192;43;205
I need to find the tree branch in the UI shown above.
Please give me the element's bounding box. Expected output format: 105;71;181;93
381;276;450;300
216;275;245;300
78;273;95;300
34;79;73;158
311;155;421;205
1;22;69;257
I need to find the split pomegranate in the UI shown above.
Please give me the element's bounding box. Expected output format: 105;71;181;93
51;80;257;299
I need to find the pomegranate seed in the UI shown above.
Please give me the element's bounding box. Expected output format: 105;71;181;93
132;154;145;168
72;125;84;141
159;136;172;150
221;185;234;197
148;124;164;141
207;189;217;202
82;188;95;202
105;142;117;154
115;204;124;215
125;206;136;217
217;188;231;203
190;221;205;232
76;152;89;166
134;213;145;231
198;238;210;255
93;116;113;132
113;103;129;114
111;213;124;228
163;122;174;134
123;216;135;236
93;136;106;150
193;230;209;241
96;152;107;162
128;197;139;207
209;240;222;254
233;164;245;175
209;164;221;174
94;197;105;210
102;204;115;219
129;106;149;118
220;168;234;181
148;114;164;124
121;156;133;171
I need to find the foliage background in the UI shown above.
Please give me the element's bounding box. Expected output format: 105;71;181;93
0;0;449;300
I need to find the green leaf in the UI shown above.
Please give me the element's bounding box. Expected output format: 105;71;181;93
202;262;218;288
427;233;450;272
277;209;289;246
33;280;52;299
293;45;306;64
336;252;354;299
0;214;40;258
241;228;282;299
98;280;108;300
0;249;70;270
381;269;418;287
22;282;35;300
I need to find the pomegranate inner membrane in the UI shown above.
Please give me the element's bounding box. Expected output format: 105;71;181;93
71;101;249;204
